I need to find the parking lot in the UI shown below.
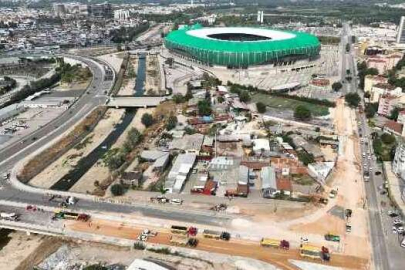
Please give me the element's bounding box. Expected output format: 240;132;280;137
0;107;65;147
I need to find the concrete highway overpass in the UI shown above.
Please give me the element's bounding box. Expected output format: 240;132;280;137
107;96;167;108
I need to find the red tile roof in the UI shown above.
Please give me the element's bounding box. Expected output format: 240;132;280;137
276;177;292;191
384;120;403;134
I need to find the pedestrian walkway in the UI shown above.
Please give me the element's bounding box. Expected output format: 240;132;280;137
383;162;405;214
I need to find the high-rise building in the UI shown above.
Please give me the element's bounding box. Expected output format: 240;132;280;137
396;16;405;44
257;11;264;24
53;3;66;17
114;10;130;21
393;142;405;179
88;3;113;18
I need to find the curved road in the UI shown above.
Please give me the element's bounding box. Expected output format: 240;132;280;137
0;54;231;227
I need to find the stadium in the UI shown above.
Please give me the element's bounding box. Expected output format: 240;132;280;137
164;24;321;68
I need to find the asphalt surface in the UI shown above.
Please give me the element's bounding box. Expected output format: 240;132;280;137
341;23;405;269
0;55;112;173
0;54;231;227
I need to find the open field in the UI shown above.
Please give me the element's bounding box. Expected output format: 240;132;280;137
67;218;368;270
29;108;123;189
251;93;330;116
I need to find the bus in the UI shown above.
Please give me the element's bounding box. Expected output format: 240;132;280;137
300;244;330;261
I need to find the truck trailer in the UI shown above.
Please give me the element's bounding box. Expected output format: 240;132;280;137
260;238;290;249
202;229;231;241
170;235;198;247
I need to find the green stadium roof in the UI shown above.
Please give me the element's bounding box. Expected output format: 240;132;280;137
164;24;320;67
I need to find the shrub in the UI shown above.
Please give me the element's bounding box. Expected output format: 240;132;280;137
172;94;185;104
110;183;125;196
133;242;146;250
256;102;266;113
294;105;312;121
344;92;361;108
141;113;154;127
166;115;178;130
381;133;395;145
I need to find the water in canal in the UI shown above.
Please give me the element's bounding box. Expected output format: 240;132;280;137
134;53;146;96
50;109;137;191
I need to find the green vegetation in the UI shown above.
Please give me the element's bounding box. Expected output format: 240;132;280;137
103;128;142;172
365;103;378;118
166;115;178;131
297;151;315;165
381;133;396;144
147;247;172;255
345;43;350;53
2;73;60;109
133;242;146;250
103;148;125;171
250;93;330;116
256;102;266;113
141;113;154;127
294;105;312;121
172;93;185;104
357;61;379;89
198;99;212;116
0;76;16;95
345;92;361;108
292;174;315;186
111;183;125;196
58;63;92;84
74;135;93;151
110;23;149;43
332;81;343;92
389;107;401;121
122;128;142;154
239;90;251;102
317;36;341;45
83;265;108;270
0;229;12;251
373;132;397;161
202;72;222;89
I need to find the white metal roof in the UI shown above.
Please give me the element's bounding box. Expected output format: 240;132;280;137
187;27;296;42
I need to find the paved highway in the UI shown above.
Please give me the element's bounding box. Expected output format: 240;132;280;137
0;54;230;227
341;23;405;269
0;55;112;173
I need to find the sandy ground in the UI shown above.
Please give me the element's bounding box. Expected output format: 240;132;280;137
67;218;368;270
0;231;43;270
39;240;281;270
30;109;125;189
145;55;161;95
97;53;124;74
284;99;370;259
70;108;154;193
55;81;90;92
117;56;138;96
0;231;61;270
321;145;338;161
329;99;370;259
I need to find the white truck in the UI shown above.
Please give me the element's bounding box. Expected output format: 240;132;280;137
0;212;20;221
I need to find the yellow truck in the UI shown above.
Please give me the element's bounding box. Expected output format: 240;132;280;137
260;238;290;249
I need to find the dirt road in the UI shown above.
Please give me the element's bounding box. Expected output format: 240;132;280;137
68;218;368;270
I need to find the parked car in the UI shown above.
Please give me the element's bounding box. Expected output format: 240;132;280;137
388;210;399;218
329;189;338;198
300;237;309;244
170;199;183;205
393;219;403;225
393;225;404;234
